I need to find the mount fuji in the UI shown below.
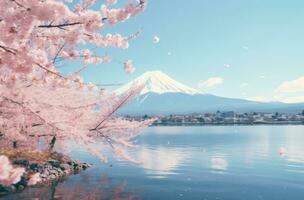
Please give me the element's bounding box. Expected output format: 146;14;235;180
115;70;201;96
115;71;304;115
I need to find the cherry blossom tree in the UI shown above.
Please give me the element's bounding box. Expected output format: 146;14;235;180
0;0;154;162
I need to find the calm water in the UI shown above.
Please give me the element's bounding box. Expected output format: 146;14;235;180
4;125;304;200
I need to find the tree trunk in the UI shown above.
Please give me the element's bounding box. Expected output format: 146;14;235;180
50;181;59;200
13;141;17;149
48;136;56;152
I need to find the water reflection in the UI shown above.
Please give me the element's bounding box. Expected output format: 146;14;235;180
283;129;304;164
210;157;228;171
2;126;304;200
3;175;141;200
134;147;187;178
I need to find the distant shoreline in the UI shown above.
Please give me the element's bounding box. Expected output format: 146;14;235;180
152;121;304;126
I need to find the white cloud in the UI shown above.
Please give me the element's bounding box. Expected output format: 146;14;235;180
246;96;269;102
198;77;224;88
274;95;304;103
135;147;187;178
276;76;304;93
224;64;231;68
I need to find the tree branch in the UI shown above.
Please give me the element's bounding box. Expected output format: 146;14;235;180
10;0;26;9
53;43;66;64
0;45;17;55
35;63;67;79
38;22;82;29
90;92;135;131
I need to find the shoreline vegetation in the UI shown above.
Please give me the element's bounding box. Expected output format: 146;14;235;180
0;150;90;197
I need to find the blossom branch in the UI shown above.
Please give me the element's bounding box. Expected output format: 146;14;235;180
53;43;66;64
38;22;82;29
35;63;66;79
0;45;17;55
10;0;26;8
2;96;62;133
91;92;136;131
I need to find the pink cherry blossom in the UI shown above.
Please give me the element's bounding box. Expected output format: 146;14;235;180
102;54;112;64
124;60;135;74
100;88;108;95
279;147;287;156
28;173;41;186
0;155;25;186
0;156;12;181
153;36;160;44
107;0;117;5
0;0;153;163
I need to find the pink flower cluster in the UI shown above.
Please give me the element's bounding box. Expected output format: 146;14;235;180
0;0;147;90
101;1;147;25
28;173;41;186
106;0;117;5
102;54;111;64
0;155;25;186
124;60;135;74
84;33;129;49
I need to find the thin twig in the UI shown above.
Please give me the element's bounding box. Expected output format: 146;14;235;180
53;43;65;64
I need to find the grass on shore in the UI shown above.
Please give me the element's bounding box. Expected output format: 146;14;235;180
0;149;63;164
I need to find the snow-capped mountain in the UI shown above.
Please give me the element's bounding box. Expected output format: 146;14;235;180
115;71;304;115
114;71;201;96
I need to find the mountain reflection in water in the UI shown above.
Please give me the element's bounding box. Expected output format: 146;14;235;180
3;126;304;200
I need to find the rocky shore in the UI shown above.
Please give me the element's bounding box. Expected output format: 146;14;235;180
0;152;91;196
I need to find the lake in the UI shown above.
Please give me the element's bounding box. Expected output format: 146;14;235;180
4;125;304;200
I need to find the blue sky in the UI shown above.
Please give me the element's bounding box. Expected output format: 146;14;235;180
64;0;304;103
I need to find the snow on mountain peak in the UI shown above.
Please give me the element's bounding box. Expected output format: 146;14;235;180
114;70;201;95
